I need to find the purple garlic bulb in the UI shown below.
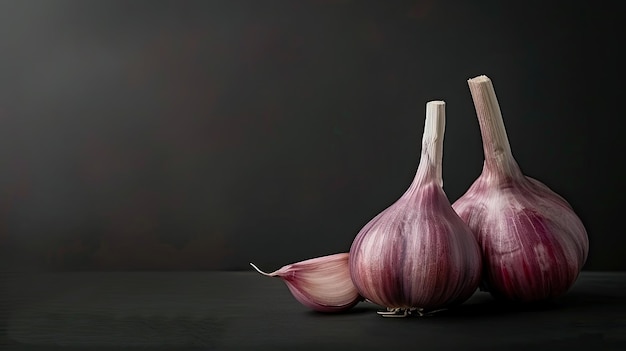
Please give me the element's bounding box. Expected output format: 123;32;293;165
349;101;482;315
452;75;589;302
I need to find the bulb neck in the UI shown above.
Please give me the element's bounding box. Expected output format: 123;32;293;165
468;75;523;181
412;101;445;189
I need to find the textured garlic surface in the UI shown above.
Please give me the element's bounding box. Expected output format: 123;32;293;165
349;101;482;312
251;253;362;312
452;75;589;302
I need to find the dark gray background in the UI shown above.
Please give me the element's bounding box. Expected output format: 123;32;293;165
0;0;623;272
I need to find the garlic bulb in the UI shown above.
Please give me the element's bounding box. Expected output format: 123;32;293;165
452;75;589;302
250;253;362;312
349;101;482;315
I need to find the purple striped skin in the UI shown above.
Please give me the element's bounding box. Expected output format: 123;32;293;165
254;253;362;312
349;101;482;311
350;183;482;310
453;75;589;303
452;172;589;302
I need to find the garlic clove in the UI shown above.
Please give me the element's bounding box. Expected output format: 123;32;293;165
250;253;362;313
452;75;589;302
349;101;482;314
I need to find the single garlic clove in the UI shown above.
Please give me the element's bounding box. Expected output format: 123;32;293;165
250;253;362;313
452;75;589;302
349;101;482;313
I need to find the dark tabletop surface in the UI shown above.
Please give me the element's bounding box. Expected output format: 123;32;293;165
1;271;625;351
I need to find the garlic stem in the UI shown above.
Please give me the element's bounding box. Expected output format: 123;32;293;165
414;100;446;187
467;75;522;179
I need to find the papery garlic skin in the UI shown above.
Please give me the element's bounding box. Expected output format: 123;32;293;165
349;101;482;311
250;253;362;312
452;75;589;302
